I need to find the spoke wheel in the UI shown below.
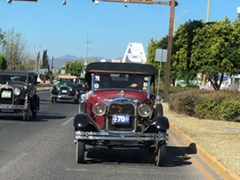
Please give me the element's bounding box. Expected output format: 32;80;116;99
155;143;167;166
76;141;85;163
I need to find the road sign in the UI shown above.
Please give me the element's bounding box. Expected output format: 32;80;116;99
155;49;167;62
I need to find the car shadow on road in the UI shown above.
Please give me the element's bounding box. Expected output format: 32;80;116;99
40;98;79;104
166;143;197;167
84;143;197;167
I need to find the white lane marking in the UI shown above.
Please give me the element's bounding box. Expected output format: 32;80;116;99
61;117;74;126
0;153;28;173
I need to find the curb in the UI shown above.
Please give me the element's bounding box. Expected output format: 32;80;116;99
170;121;239;180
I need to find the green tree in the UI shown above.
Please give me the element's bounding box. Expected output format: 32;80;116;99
0;54;7;69
191;18;240;90
172;20;204;84
65;61;84;76
0;28;6;53
41;49;49;70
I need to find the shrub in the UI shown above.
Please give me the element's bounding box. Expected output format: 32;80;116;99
220;96;240;122
168;89;240;122
169;90;198;116
194;91;226;120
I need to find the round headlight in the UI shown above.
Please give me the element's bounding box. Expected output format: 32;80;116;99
138;104;151;117
93;103;106;116
14;88;21;96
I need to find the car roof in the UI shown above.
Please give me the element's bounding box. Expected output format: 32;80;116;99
56;75;77;79
0;69;38;75
85;62;157;76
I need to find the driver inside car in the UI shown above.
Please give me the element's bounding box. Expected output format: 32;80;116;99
100;74;113;88
129;75;144;89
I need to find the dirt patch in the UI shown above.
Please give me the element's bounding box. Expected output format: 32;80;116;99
163;103;240;178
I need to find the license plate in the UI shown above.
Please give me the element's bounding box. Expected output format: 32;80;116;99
1;91;11;98
112;114;130;125
61;90;67;93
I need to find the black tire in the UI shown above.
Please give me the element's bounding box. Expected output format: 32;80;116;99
76;141;85;163
154;103;163;117
155;143;167;166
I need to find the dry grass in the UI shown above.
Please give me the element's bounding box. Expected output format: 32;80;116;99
163;104;240;178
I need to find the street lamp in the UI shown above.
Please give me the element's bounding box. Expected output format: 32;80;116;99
206;0;210;22
202;0;211;86
159;10;189;34
84;33;93;74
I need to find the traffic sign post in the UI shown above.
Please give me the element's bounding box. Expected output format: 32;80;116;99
155;49;167;99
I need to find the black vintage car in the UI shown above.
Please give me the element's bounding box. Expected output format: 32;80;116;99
50;75;81;104
0;70;40;121
73;62;169;166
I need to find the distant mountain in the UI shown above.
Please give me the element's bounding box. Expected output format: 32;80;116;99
58;54;79;60
53;54;116;68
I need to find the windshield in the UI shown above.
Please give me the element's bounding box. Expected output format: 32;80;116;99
93;73;150;92
0;75;27;83
56;78;74;84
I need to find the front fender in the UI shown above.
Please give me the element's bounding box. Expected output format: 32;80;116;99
73;113;101;132
144;115;169;133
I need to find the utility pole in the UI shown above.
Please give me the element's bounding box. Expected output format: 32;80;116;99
85;33;93;70
163;0;176;102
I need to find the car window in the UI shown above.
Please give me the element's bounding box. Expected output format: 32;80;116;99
93;73;149;92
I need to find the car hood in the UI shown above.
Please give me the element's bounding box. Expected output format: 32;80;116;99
92;90;148;104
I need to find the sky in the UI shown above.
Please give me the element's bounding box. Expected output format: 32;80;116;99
1;0;240;61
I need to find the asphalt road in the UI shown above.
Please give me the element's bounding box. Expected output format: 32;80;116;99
0;91;222;180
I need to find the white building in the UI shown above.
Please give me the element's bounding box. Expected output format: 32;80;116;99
122;42;147;64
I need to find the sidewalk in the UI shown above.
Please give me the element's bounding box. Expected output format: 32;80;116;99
162;102;240;180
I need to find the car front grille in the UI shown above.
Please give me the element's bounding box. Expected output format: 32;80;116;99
0;88;14;104
60;86;69;95
107;101;136;132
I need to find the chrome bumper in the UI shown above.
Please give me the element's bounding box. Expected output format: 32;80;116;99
51;94;74;99
75;131;168;141
0;104;26;112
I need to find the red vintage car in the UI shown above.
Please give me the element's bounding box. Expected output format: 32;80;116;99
73;62;169;166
